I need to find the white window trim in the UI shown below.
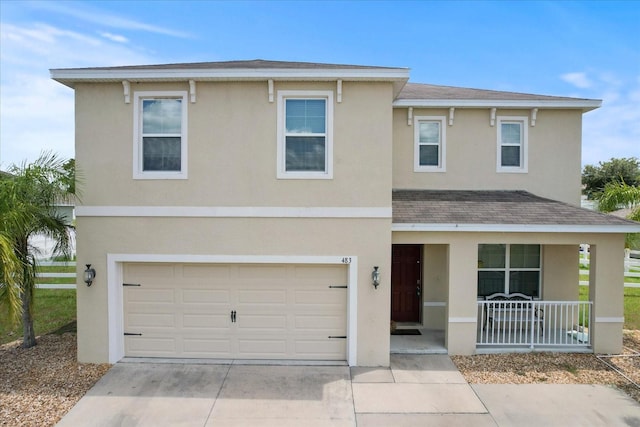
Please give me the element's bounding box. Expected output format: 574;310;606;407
133;91;188;180
477;244;542;299
414;116;446;172
276;90;334;179
496;116;528;173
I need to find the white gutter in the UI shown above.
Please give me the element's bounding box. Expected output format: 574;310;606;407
392;223;640;233
393;99;602;111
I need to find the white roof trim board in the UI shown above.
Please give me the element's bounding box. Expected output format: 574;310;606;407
392;223;640;233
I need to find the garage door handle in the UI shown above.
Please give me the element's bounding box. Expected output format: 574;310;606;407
230;310;236;323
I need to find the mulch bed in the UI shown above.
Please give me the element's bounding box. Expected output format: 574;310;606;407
452;329;640;404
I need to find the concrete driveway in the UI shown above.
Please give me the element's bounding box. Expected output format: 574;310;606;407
57;355;640;427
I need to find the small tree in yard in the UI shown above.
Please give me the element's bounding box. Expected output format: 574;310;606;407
0;153;75;348
582;157;640;199
597;181;640;249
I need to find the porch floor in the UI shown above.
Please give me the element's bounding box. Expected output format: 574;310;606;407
390;328;447;354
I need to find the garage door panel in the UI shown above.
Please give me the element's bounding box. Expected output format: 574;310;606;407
238;265;287;279
126;336;176;354
182;289;230;304
294;315;345;330
294;289;346;306
183;338;231;355
126;288;175;303
126;264;176;279
237;315;287;330
237;289;286;304
128;313;176;328
294;265;346;281
238;339;287;356
123;262;347;360
182;264;231;279
182;314;229;329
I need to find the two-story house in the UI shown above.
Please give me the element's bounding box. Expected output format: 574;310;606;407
51;60;640;366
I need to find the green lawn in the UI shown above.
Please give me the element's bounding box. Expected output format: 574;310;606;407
579;286;640;330
0;289;76;345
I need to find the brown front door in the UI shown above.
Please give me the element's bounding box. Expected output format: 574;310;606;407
391;244;422;323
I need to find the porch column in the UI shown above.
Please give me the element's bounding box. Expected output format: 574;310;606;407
589;235;625;354
446;241;478;355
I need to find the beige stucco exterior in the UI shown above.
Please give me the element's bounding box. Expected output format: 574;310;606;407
74;79;397;366
76;81;393;208
392;108;583;205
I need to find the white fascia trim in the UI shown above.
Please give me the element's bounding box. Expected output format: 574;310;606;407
77;206;392;218
393;99;602;111
594;317;624;323
107;254;358;366
392;223;640;233
51;68;410;83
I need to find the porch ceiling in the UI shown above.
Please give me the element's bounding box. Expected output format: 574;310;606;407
392;190;640;233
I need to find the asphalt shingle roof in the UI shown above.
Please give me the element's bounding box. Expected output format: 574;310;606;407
397;82;593;102
392;190;640;227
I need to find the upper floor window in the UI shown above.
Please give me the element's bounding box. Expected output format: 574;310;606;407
477;244;541;298
414;116;446;172
277;90;333;179
133;91;188;179
497;116;528;173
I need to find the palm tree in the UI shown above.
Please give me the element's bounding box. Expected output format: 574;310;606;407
597;181;640;248
0;153;75;348
0;232;22;326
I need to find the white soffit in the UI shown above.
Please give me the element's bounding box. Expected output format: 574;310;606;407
393;98;602;112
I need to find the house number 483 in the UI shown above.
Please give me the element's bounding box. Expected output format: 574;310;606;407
341;257;352;264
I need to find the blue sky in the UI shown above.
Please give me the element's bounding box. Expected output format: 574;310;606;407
1;0;638;168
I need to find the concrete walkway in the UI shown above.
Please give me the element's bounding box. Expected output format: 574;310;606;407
57;355;640;427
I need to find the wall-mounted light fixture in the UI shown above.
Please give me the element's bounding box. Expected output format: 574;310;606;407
84;264;96;287
372;266;380;289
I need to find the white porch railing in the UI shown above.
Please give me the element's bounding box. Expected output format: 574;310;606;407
477;300;592;349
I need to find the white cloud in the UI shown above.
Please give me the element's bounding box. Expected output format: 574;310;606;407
561;72;593;89
100;32;129;44
31;1;192;39
581;75;640;167
0;22;155;167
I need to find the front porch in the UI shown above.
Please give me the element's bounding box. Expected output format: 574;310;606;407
390;189;640;356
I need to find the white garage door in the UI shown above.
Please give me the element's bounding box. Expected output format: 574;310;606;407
123;263;348;360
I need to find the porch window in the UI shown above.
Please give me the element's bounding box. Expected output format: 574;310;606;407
477;244;541;297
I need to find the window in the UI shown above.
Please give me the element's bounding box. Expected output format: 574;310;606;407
497;116;528;173
277;91;333;179
133;91;188;179
477;244;541;298
414;116;446;172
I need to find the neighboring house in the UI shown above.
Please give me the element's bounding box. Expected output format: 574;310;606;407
51;60;640;366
